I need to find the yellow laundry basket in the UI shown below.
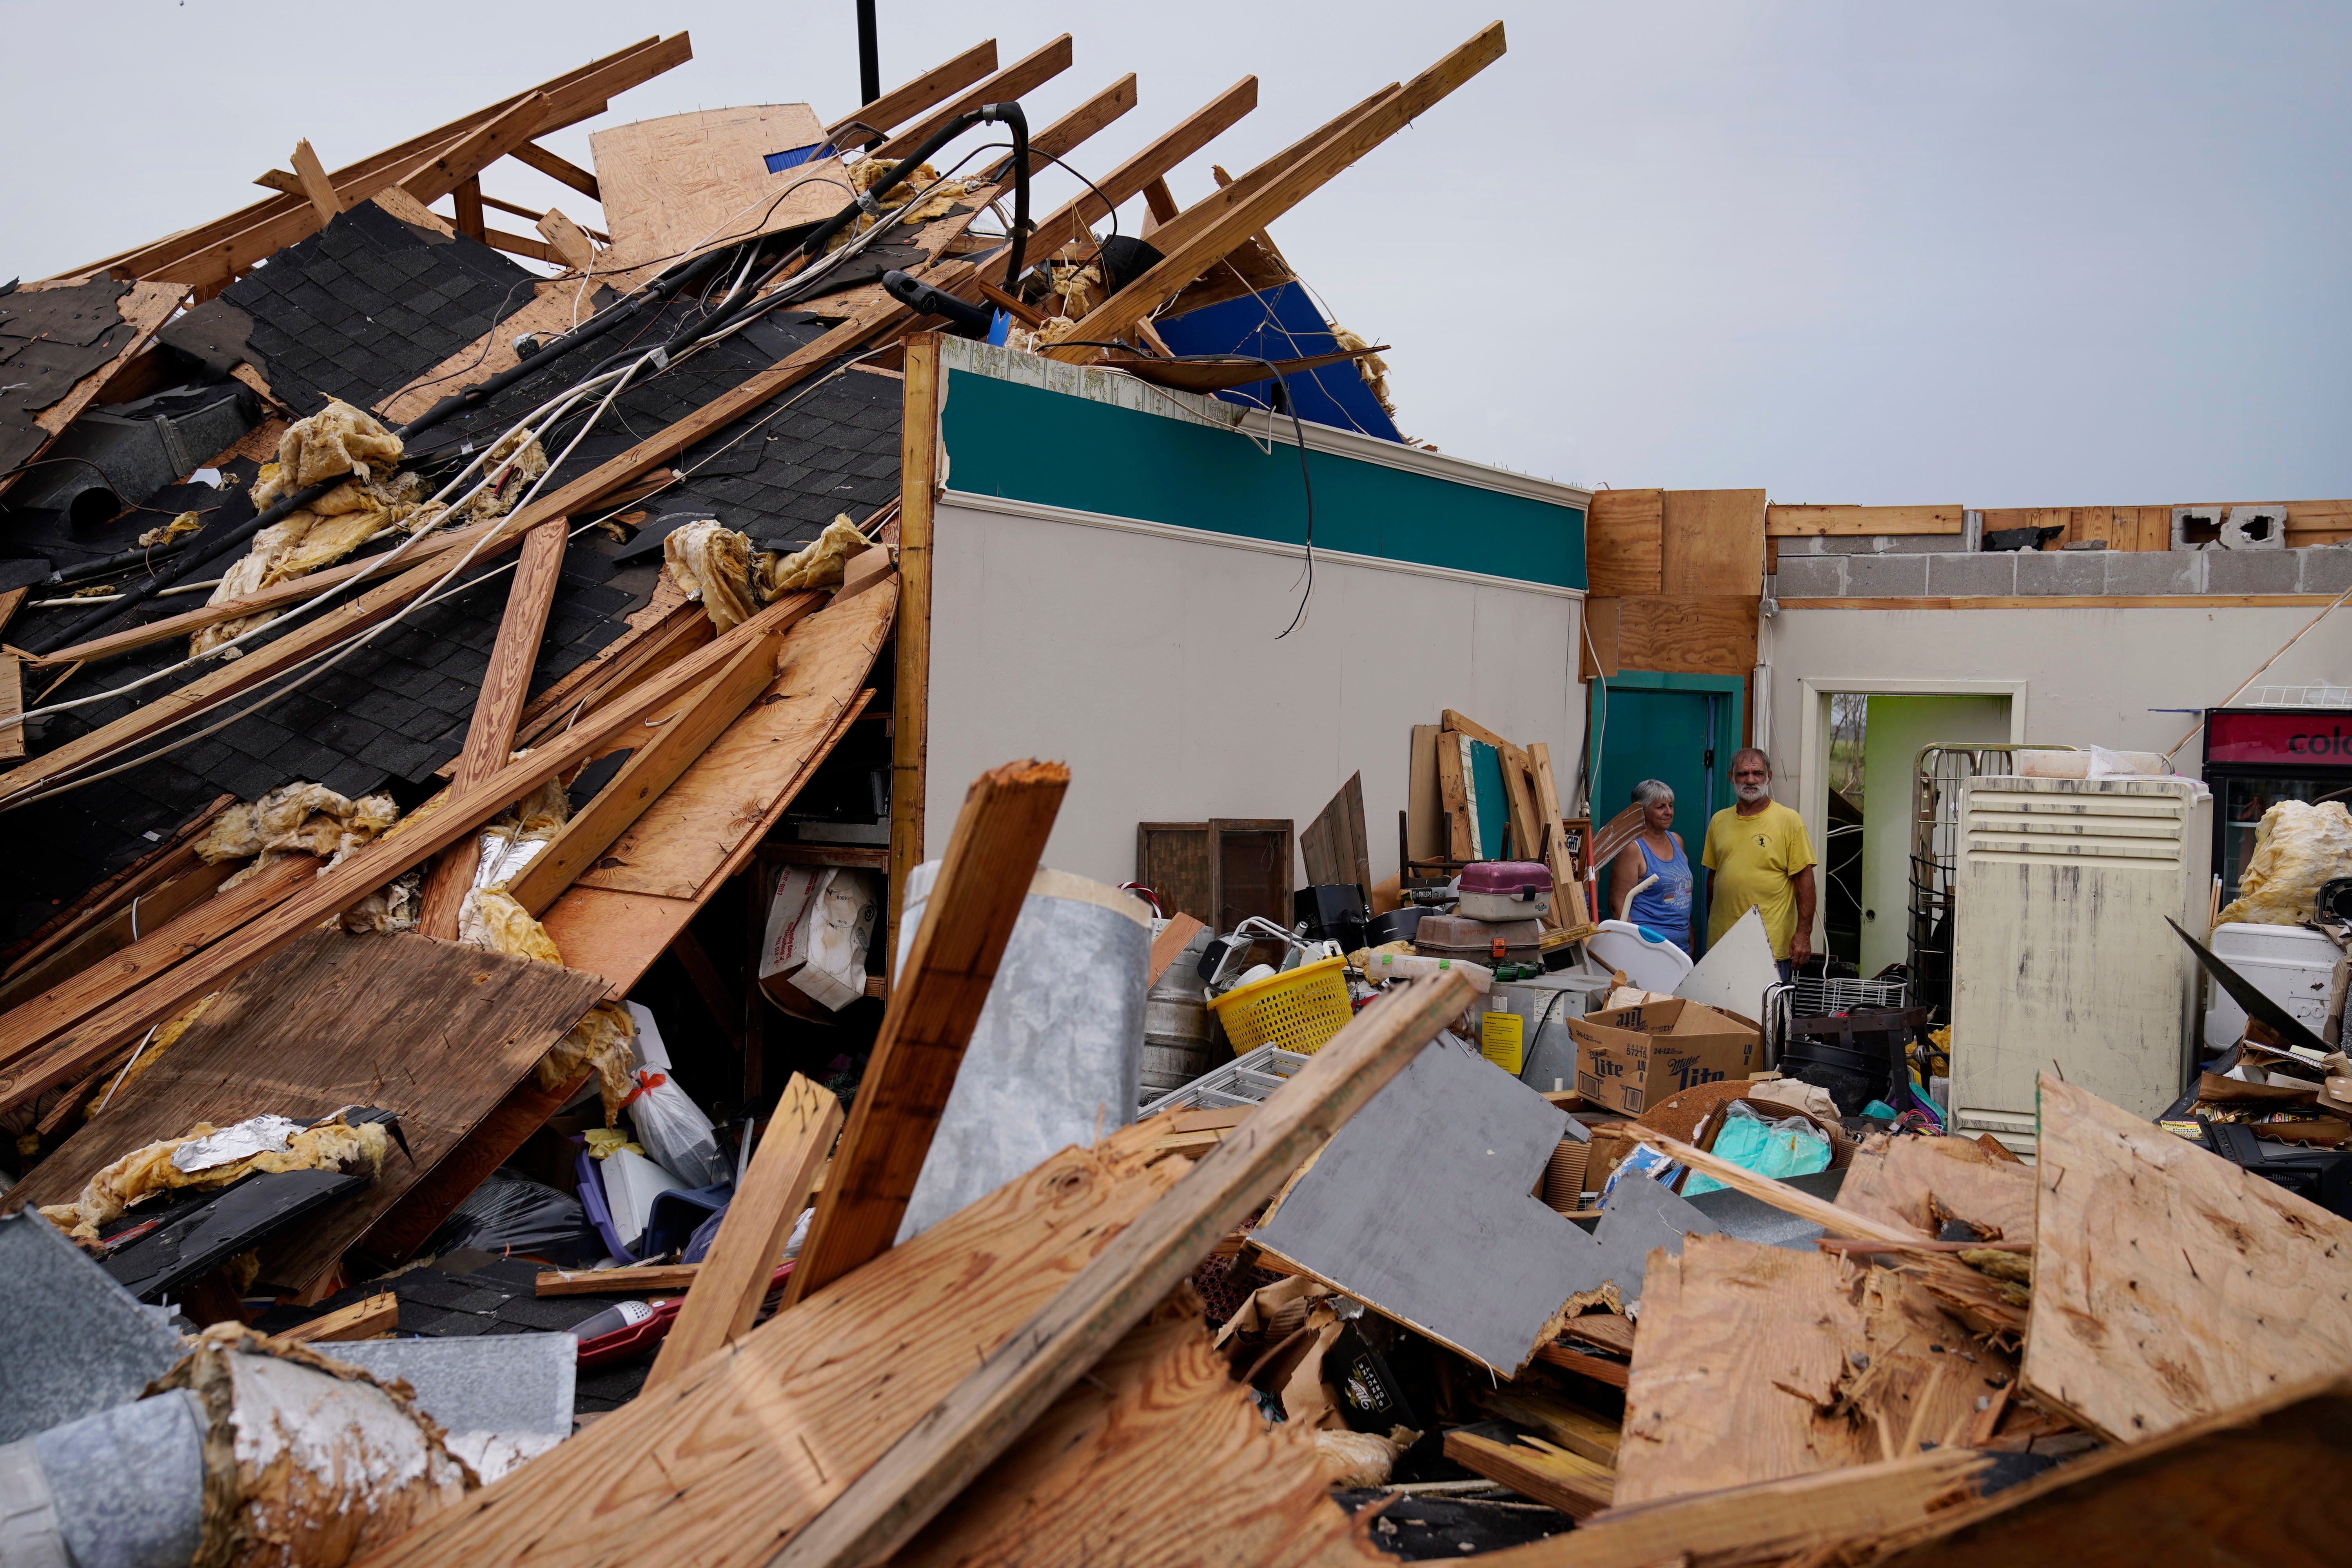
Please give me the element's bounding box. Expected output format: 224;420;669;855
1209;957;1353;1055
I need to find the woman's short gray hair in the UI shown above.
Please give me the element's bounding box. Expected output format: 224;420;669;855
1631;779;1675;807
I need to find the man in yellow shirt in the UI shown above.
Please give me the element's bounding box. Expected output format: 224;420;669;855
1702;748;1817;979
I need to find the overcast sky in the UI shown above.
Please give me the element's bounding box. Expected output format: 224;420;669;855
5;2;2346;505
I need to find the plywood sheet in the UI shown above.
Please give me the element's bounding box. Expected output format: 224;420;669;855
892;1294;1383;1568
575;579;895;900
1299;771;1371;893
8;929;605;1292
2022;1075;2352;1443
591;105;835;273
1614;594;1756;676
1661;488;1767;596
1579;596;1621;682
1616;1234;2013;1507
1406;725;1444;864
1766;505;1965;537
1586;489;1663;596
1248;1037;1588;1374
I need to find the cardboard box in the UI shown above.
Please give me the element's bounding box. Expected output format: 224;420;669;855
1569;997;1760;1116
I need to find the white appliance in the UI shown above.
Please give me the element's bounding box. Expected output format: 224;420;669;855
1950;775;2212;1153
2200;921;2339;1047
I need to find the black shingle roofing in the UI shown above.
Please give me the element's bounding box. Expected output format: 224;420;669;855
4;233;905;942
222;203;545;418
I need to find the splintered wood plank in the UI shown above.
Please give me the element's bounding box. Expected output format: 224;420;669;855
1445;1430;1614;1519
572;581;897;901
281;1292;396;1343
780;758;1071;1307
1470;1448;1993;1568
509;632;784;914
1614;1235;2013;1508
417;516;570;938
355;1127;1193;1568
0;593;823;1116
870;35;1073;163
1147;913;1207;985
1660;488;1768;597
1435;736;1475;861
828;39;1000;145
889;336;943;962
1842;1372;2352;1567
1836;1132;2037;1242
771;975;1472;1568
0;653;20;763
1048;26;1504;354
6;929;606;1295
1528;743;1588;928
1766;505;1965;537
1612;594;1757;677
1585;489;1663;596
893;1294;1385;1568
536;1263;700;1296
2023;1074;2352;1444
1025;76;1260;260
69;36;688;286
1299;772;1372;892
647;1074;841;1395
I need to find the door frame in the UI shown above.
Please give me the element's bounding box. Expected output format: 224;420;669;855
1795;677;2029;951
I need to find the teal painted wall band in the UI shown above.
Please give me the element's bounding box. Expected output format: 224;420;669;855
940;367;1586;590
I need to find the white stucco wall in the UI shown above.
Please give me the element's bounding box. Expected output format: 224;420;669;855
922;497;1586;890
1759;602;2352;943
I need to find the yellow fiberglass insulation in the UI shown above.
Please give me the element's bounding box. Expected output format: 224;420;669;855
538;999;639;1124
2217;799;2352;925
824;160;974;253
459;889;565;965
754;515;869;597
196;782;400;865
40;1114;389;1243
663;519;761;632
399;426;549;539
192;402;415;657
1330;325;1397;417
136;510;205;548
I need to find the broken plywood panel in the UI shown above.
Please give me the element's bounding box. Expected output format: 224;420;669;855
591;105;835;278
892;1291;1385;1568
1615;1234;2013;1508
2023;1074;2352;1443
1837;1132;2035;1242
361;1124;1192;1568
7;929;605;1295
1247;1036;1587;1374
573;576;895;901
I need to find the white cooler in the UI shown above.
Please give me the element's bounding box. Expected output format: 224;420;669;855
2201;920;2340;1047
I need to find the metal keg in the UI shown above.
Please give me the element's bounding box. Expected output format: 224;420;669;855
1140;924;1216;1101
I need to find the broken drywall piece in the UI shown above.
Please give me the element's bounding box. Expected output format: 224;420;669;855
1247;1035;1590;1373
1585;1171;1722;1306
1675;905;1779;1024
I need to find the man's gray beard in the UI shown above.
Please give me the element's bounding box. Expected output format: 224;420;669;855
1735;784;1769;802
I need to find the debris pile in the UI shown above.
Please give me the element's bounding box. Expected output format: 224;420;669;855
0;20;2347;1568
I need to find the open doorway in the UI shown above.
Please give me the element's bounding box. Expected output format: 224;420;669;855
1799;679;2027;979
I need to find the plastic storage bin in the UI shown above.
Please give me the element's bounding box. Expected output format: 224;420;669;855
1209;957;1354;1054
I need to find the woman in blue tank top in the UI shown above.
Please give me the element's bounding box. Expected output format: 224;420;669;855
1608;779;1697;957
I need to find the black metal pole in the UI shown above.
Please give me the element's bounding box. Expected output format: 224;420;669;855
856;0;881;107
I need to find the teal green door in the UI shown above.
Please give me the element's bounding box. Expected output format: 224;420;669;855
1590;674;1745;950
